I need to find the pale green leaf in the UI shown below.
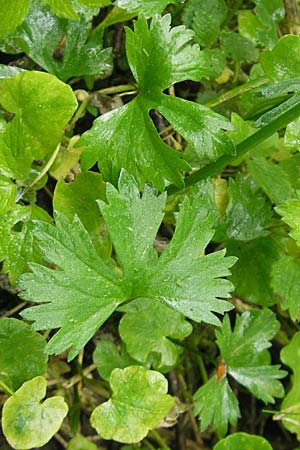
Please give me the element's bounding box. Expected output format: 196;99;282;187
0;0;29;39
271;256;300;321
42;0;79;19
119;299;192;368
0;176;16;214
214;432;273;449
0;71;77;181
2;376;68;450
0;318;48;391
90;366;174;443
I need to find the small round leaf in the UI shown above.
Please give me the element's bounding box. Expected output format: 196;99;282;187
2;376;68;449
91;365;174;443
214;432;273;449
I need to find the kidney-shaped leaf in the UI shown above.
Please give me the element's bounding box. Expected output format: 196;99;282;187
2;376;68;450
214;432;273;449
90;366;174;443
0;71;77;181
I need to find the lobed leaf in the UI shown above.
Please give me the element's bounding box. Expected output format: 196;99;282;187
90;366;174;443
19;172;235;359
2;376;68;449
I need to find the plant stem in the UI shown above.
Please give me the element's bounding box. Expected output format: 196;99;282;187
144;440;156;450
150;430;171;450
167;93;300;193
0;379;14;396
197;355;208;384
97;84;137;95
29;143;61;190
204;77;268;108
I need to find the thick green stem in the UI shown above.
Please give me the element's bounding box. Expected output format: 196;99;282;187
167;95;300;193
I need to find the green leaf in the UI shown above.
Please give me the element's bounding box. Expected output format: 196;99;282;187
79;14;234;189
53;172;111;258
216;311;286;403
195;311;286;436
221;174;272;241
0;0;29;39
93;340;136;380
276;199;300;247
144;194;236;325
14;1;112;82
126;14;207;93
194;376;240;437
156;94;235;163
285;117;300;148
221;30;259;64
214;432;273;450
90;366;174;443
254;0;285;26
280;332;300;438
0;205;52;284
19;213;127;360
0;71;77;181
115;0;177;15
0;176;16;214
80;97;189;191
19;172;235;359
182;0;227;47
2;376;68;450
67;436;97;450
226;238;282;306
0;64;25;79
248;156;294;204
0;318;48;391
42;0;79;19
261;36;300;81
119;299;192;368
271;256;300;321
238;10;277;49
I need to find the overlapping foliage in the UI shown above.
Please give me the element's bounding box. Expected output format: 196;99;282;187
0;1;300;449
